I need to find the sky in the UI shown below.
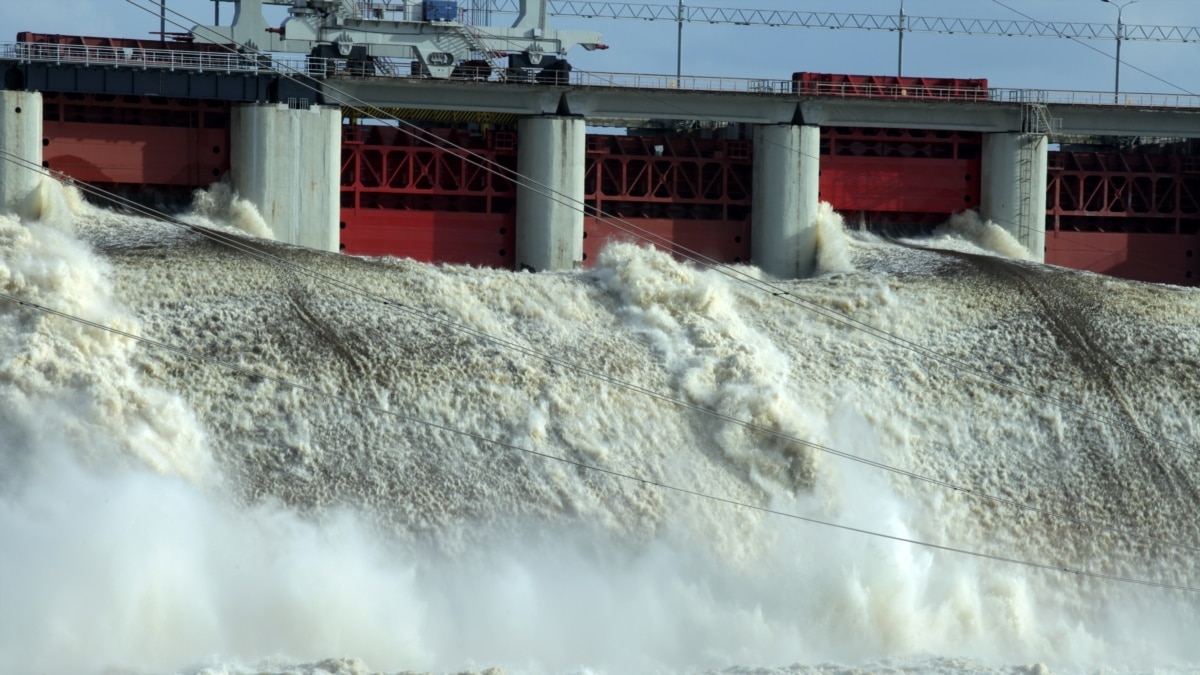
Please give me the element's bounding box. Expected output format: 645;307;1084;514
2;0;1198;96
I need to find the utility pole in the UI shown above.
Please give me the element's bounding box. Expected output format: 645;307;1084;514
160;0;167;44
215;0;220;25
676;0;684;84
897;0;905;77
1101;0;1141;104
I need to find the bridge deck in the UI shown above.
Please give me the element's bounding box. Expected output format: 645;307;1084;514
5;41;1200;138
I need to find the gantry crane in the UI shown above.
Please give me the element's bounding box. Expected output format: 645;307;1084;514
191;0;606;79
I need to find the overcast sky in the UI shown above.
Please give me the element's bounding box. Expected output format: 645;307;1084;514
3;0;1198;96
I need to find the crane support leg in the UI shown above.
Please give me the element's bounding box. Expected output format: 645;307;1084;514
513;0;549;33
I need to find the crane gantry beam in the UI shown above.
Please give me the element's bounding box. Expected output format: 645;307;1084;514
479;1;1200;42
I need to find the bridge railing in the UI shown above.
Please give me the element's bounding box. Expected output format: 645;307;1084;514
573;71;996;100
1;41;300;75
567;71;1200;108
1022;89;1200;109
6;42;1200;111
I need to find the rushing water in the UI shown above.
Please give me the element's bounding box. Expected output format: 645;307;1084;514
2;181;1200;675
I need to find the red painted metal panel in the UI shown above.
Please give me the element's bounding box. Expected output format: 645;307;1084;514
818;127;982;222
42;92;232;129
18;32;233;52
821;157;980;214
823;127;983;160
340;209;515;267
1046;231;1199;286
583;216;750;267
43;121;228;186
793;72;988;100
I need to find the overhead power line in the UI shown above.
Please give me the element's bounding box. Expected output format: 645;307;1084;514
481;1;1200;42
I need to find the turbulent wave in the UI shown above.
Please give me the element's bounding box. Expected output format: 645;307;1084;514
2;182;1200;675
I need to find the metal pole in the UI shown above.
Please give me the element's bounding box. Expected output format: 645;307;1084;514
898;0;905;77
1101;0;1139;104
1115;8;1123;103
676;0;684;84
160;0;166;43
215;0;220;25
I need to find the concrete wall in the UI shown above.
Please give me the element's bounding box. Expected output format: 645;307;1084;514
231;103;341;252
515;115;586;272
0;91;44;217
982;132;1048;262
751;124;820;279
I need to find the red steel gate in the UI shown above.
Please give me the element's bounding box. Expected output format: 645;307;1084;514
1046;151;1200;286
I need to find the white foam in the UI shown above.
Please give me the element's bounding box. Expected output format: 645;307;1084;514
930;211;1033;261
184;182;276;240
0;453;430;675
813;202;856;275
1;183;1199;675
0;182;212;479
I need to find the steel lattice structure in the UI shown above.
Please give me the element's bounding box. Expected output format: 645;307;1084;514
479;1;1200;42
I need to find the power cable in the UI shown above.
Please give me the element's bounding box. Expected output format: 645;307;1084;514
0;287;1197;595
990;0;1196;96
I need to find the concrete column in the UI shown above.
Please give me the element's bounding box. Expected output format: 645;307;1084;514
231;103;340;252
751;124;820;279
515;115;585;272
0;91;43;216
981;132;1048;262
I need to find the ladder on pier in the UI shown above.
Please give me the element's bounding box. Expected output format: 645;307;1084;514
1017;101;1058;244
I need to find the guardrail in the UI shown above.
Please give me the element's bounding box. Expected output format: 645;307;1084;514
0;41;309;75
5;42;1200;111
567;70;1200;108
1020;89;1200;109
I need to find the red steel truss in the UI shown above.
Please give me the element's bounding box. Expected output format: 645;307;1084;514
1046;151;1200;285
1047;151;1200;233
339;125;517;265
339;129;758;266
582;135;752;264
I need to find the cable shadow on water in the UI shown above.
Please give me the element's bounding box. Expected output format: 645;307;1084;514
886;236;1200;520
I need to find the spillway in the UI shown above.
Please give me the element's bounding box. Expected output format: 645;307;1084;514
1;182;1199;674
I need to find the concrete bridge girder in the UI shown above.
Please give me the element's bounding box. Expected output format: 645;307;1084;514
800;100;1023;133
323;78;1200;140
325;77;1027;128
1051;106;1200;139
325;78;568;117
561;91;803;125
